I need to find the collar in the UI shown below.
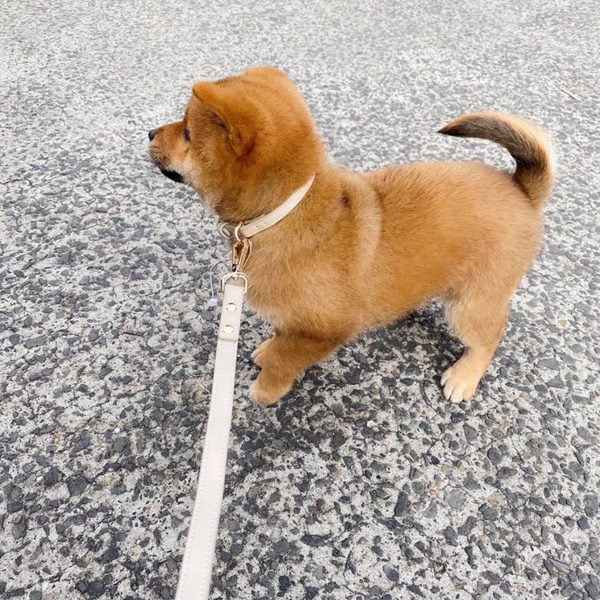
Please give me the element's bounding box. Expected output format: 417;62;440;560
217;175;315;240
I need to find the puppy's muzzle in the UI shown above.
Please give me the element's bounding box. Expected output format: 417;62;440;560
148;130;185;184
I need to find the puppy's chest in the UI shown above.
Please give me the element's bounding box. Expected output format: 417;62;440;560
244;259;357;334
245;272;303;329
249;300;288;330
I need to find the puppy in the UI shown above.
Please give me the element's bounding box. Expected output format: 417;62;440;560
149;67;554;405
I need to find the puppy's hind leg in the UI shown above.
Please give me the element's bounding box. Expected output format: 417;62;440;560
441;290;512;403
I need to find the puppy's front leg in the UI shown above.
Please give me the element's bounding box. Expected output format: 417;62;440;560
250;332;342;405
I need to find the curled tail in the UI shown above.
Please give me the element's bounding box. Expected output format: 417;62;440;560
439;112;555;210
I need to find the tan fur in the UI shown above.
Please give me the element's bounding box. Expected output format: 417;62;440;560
149;67;554;404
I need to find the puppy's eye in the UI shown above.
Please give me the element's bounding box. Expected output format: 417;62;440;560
183;127;190;143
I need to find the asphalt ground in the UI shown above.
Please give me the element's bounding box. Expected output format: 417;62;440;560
1;0;599;598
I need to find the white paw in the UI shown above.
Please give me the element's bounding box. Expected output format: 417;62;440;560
249;376;288;406
441;365;479;403
249;380;267;405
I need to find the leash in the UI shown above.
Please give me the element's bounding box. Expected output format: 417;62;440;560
175;276;245;599
174;175;315;600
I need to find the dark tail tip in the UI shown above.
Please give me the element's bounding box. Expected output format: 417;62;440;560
437;112;554;209
437;118;488;138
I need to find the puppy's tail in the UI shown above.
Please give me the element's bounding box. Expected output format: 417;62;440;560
438;112;555;210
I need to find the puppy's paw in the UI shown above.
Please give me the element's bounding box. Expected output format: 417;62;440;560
251;338;274;368
249;373;291;406
441;361;480;403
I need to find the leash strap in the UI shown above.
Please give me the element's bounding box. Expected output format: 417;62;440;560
175;280;245;600
175;175;315;598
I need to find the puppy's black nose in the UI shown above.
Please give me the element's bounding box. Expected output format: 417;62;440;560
148;129;156;141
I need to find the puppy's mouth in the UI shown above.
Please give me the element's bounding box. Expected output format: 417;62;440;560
160;168;184;184
149;148;186;184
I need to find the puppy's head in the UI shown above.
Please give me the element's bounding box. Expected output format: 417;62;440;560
148;67;324;221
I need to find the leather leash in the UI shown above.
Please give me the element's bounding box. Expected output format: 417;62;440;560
174;176;315;599
175;278;245;599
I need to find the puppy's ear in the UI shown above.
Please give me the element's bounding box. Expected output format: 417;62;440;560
193;82;256;157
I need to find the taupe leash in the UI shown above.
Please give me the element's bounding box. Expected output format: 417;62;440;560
174;176;314;600
175;277;245;599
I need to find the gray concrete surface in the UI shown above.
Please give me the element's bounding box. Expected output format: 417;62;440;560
1;0;599;598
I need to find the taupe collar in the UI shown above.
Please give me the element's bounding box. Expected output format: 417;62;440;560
217;175;315;240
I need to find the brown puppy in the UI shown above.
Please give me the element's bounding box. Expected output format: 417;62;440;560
148;67;554;405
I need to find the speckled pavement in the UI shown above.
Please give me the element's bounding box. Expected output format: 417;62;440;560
1;0;599;598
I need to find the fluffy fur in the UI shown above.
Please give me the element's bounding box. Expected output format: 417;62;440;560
149;67;554;405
